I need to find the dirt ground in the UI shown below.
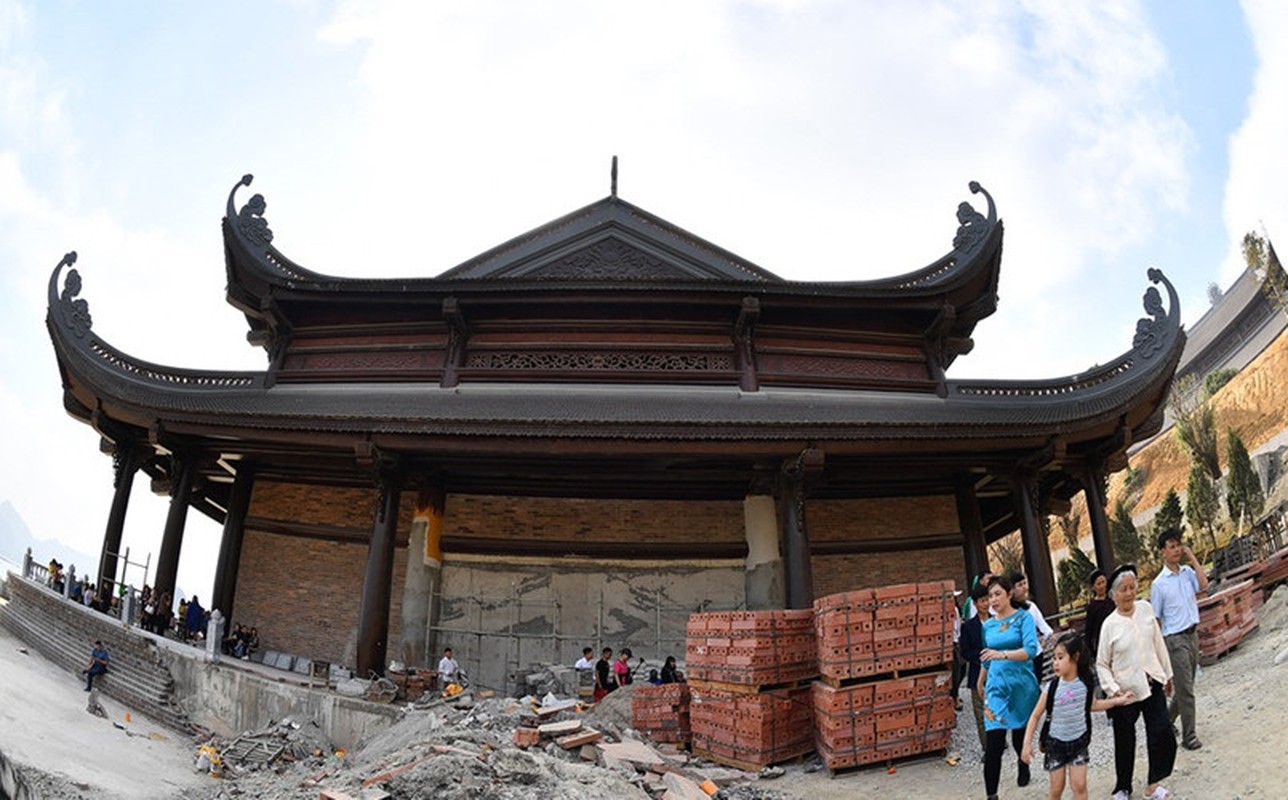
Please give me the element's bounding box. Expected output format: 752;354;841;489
0;618;207;799
2;588;1286;799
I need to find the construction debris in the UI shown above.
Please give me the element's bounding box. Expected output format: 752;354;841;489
185;677;795;800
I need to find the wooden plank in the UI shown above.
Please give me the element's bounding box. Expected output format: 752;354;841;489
538;719;582;736
556;728;604;749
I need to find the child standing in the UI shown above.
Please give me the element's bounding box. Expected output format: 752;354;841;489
1021;632;1133;800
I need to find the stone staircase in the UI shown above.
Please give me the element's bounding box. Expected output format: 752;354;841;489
0;576;190;732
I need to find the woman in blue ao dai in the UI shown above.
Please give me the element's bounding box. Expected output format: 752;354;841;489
978;574;1040;800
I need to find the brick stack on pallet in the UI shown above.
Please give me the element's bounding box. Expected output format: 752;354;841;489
811;581;958;771
1198;579;1259;665
631;683;692;746
1219;561;1266;612
387;667;438;701
686;609;816;769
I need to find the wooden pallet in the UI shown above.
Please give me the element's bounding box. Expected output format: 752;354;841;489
823;745;950;778
815;662;949;690
689;676;815;695
691;744;813;772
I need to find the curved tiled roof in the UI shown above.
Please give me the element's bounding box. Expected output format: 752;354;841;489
48;252;1183;447
221;175;1002;298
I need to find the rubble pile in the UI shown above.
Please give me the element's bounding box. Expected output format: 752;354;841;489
191;682;789;800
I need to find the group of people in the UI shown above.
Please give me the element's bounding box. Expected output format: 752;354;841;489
960;527;1207;800
574;646;684;701
221;623;260;659
138;585;174;636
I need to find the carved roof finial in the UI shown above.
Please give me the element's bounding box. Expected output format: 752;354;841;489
611;155;618;198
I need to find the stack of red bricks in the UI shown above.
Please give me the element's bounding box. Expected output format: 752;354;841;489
386;667;438;701
815;581;956;682
690;682;814;768
1198;579;1259;665
686;609;817;768
811;581;957;770
812;669;956;769
685;609;816;685
631;683;692;745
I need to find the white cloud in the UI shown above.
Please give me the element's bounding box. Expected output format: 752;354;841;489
304;0;1189;378
1222;0;1288;279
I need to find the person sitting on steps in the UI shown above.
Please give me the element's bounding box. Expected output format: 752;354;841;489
82;639;109;691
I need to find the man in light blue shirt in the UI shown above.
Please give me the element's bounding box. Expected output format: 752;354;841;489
1150;528;1208;751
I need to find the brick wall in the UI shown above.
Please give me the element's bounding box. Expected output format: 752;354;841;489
444;495;744;544
236;482;967;667
233;529;409;669
811;548;965;598
250;482;417;531
807;496;957;541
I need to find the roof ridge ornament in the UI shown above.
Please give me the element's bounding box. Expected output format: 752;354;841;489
951;181;996;259
1132;267;1179;359
231;174;274;247
611;155;618;198
53;251;93;339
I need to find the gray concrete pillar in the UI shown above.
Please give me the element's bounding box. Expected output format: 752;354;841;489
207;609;224;663
743;494;784;609
400;484;445;667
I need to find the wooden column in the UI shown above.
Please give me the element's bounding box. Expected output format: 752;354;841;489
98;443;142;594
211;466;255;621
778;449;822;610
1081;464;1116;572
955;475;989;583
154;453;194;602
1011;470;1057;613
357;468;403;676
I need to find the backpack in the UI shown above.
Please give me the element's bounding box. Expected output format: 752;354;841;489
1038;677;1093;752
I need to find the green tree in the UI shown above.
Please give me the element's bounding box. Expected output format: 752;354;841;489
1185;461;1221;552
1170;374;1221;481
1203;367;1239;398
1056;546;1097;608
1153;489;1184;536
1226;429;1265;531
1244;230;1288;319
1109;499;1141;565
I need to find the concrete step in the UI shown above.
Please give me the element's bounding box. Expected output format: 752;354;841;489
0;581;190;732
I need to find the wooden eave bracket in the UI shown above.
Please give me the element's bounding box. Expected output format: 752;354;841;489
1019;437;1066;473
441;297;468;388
734;296;760;392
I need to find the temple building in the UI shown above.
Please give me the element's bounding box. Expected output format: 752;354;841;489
46;175;1184;687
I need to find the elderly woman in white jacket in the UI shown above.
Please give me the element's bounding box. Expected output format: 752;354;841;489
1096;565;1177;800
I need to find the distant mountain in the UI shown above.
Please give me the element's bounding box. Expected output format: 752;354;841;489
0;500;99;579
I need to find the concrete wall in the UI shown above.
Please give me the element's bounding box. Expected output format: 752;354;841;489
0;573;398;750
234;485;969;686
160;653;400;749
434;557;745;692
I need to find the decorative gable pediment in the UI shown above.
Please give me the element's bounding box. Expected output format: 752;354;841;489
524;238;694;281
438;198;781;283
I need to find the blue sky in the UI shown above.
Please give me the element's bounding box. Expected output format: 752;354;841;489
1;1;1284;601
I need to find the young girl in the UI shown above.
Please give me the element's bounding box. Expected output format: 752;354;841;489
1021;632;1133;800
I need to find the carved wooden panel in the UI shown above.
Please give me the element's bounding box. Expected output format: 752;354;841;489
463;349;734;372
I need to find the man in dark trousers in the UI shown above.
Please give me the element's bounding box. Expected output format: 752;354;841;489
1151;527;1208;750
82;639;109;691
959;582;991;756
593;647;616;702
